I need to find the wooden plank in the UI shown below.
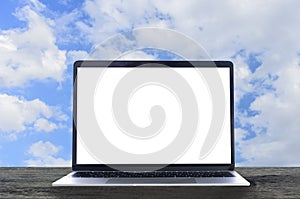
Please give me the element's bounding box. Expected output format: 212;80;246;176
0;167;299;198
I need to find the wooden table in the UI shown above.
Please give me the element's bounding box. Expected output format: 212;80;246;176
0;167;299;198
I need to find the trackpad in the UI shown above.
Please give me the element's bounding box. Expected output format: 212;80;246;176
107;178;196;184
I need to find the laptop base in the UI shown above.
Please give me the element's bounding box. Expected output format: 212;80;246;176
52;171;250;186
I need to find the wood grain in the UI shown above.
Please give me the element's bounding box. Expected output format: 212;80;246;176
0;167;299;198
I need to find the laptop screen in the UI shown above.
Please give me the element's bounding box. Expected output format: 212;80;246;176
75;61;232;166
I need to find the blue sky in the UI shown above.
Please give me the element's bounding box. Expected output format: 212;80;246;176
1;0;300;166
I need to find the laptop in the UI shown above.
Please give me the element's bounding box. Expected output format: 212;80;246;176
53;60;250;186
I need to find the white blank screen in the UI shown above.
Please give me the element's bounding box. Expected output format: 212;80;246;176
76;67;231;164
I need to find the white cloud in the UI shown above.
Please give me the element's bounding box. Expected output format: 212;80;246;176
80;0;300;62
0;94;67;139
27;0;46;11
0;0;66;87
0;94;51;132
55;9;83;45
118;50;157;60
238;64;300;166
80;0;172;44
78;0;300;166
34;118;57;132
25;140;70;166
66;50;89;65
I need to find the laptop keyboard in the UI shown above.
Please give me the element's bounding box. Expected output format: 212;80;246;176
73;171;234;178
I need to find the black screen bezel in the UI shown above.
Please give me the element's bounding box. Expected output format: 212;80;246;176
72;60;235;171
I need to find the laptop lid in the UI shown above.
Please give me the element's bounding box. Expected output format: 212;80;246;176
73;61;234;171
